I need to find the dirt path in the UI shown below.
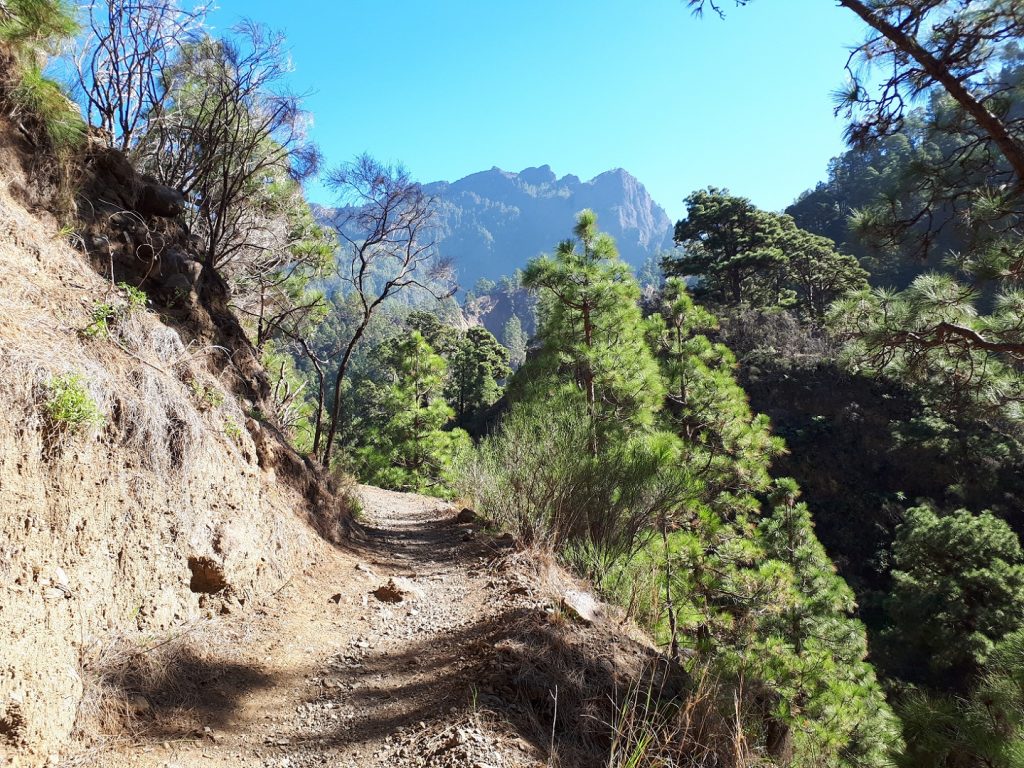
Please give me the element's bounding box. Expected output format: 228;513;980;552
93;486;546;768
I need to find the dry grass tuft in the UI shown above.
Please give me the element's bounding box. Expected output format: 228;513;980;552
605;666;765;768
116;367;203;473
74;619;267;747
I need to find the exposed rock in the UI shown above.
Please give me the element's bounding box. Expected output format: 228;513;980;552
455;507;477;524
316;164;673;294
561;589;602;625
136;181;185;218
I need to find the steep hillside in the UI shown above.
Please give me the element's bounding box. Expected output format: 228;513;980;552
0;131;353;762
318;165;673;292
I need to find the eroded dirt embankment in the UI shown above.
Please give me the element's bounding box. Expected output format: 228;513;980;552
0;132;349;764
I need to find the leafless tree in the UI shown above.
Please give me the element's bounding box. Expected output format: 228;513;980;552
318;154;455;465
136;21;321;271
70;0;207;153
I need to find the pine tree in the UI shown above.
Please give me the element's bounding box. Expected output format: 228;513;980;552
667;188;867;317
647;277;782;511
358;331;469;496
501;315;528;370
757;479;901;766
522;209;663;454
446;326;510;426
883;505;1024;688
897;629;1024;768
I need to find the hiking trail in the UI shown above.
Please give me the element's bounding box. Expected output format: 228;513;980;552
98;486;550;768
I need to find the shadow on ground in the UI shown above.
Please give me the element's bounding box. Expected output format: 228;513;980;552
84;637;276;742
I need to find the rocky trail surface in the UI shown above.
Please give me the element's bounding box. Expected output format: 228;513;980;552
85;487;565;768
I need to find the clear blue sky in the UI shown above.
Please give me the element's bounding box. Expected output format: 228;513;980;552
208;1;866;218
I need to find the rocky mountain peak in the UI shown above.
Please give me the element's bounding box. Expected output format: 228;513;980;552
315;165;674;293
422;165;673;291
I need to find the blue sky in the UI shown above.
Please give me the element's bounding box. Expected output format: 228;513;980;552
208;1;867;218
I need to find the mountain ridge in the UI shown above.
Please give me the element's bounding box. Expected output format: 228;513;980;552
318;164;674;292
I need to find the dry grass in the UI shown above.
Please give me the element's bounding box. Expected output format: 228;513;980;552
73;618;264;747
473;550;772;768
605;666;768;768
0;161;251;476
0;271;250;476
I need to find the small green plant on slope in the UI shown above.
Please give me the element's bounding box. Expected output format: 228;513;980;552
223;417;243;444
43;373;103;434
188;379;225;412
82;283;147;339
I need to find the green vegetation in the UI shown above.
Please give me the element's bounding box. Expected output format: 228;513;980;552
665;187;868;320
883;506;1024;689
897;630;1024;768
223;417;243;444
43;373;103;433
12;0;1024;763
0;0;84;153
355;331;470;496
465;211;898;765
188;380;225;412
82;283;147;339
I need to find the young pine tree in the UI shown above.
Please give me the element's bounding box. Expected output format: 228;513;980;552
522;208;663;454
501;314;528;370
358;331;469;496
757;479;901;766
647;277;782;510
445;326;510;427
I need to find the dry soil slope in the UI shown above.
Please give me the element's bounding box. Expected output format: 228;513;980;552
0;134;343;765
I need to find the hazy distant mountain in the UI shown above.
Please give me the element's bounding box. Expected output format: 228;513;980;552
317;165;674;294
424;165;673;291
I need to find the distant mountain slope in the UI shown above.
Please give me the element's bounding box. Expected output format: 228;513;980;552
318;165;674;293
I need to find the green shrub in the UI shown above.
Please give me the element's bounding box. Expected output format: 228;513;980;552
43;373;103;432
82;283;147;338
0;0;85;154
223;417;243;444
461;395;677;572
189;380;225;411
120;282;147;310
12;65;84;150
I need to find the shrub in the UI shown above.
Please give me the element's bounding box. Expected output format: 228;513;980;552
12;64;84;150
83;283;147;338
0;0;85;154
188;379;225;412
43;373;103;433
462;395;678;573
883;505;1024;688
223;417;243;444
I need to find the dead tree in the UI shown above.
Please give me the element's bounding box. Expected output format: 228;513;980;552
318;154;455;465
71;0;207;153
136;22;320;272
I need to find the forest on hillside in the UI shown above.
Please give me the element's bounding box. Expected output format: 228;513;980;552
4;0;1024;765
